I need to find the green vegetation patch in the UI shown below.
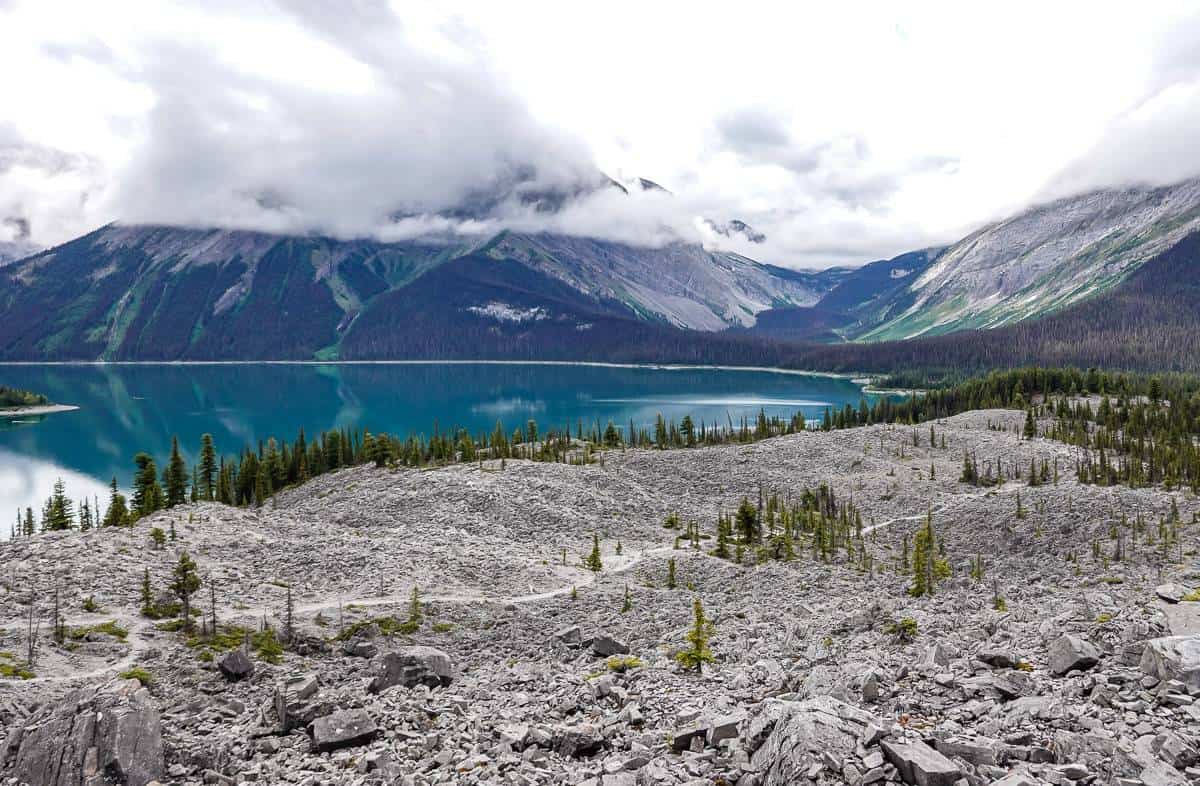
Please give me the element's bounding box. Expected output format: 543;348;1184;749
118;666;154;685
69;620;128;641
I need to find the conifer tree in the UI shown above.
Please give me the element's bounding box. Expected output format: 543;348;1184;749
132;454;164;519
139;568;154;617
676;598;715;673
165;436;189;508
43;478;74;531
667;558;677;589
584;533;603;572
621;584;632;613
169;551;201;632
735;497;760;544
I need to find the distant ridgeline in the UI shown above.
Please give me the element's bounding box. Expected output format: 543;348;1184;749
14;367;1200;539
0;385;49;409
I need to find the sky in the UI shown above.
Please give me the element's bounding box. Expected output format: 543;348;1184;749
1;0;1199;268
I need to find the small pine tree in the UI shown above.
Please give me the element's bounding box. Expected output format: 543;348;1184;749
676;598;715;673
139;568;153;616
169;552;202;632
584;533;603;572
667;558;677;589
621;584;632;613
149;527;166;549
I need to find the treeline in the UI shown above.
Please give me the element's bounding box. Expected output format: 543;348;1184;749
0;385;48;408
14;366;1200;539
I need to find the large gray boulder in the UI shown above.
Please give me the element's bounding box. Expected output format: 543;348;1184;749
274;672;329;732
3;678;163;786
1140;635;1200;693
881;737;962;786
744;695;879;786
218;648;254;682
308;708;378;753
367;646;454;693
1048;634;1100;676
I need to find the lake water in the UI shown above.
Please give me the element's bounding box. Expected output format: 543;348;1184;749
0;362;879;533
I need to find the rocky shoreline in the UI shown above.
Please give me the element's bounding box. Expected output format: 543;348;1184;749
1;408;1198;785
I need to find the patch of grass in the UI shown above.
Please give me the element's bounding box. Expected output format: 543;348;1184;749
119;666;154;685
432;622;454;634
333;615;416;641
1182;589;1200;602
1101;576;1124;585
82;596;100;613
69;620;128;641
1096;612;1113;624
606;655;643;672
0;662;34;679
198;649;213;663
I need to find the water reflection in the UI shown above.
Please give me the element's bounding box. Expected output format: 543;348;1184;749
0;362;882;533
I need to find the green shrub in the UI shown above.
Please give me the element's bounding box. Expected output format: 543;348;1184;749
432;622;454;633
82;596;100;613
606;655;643;672
69;620;128;641
887;616;918;642
118;667;154;685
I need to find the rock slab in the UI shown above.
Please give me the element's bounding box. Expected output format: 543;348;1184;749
5;678;164;786
1139;635;1200;692
218;648;254;682
1047;634;1100;676
881;737;962;786
367;646;455;693
309;709;378;753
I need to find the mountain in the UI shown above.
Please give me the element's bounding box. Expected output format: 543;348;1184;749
853;177;1200;340
783;228;1200;376
0;240;39;266
0;223;837;361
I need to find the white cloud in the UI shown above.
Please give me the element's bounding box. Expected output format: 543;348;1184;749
1;0;1198;268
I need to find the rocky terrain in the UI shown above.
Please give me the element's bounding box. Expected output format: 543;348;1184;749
1;407;1199;786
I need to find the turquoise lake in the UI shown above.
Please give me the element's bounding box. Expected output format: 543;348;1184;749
0;362;881;531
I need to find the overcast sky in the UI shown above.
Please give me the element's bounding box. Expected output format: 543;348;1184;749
2;1;1199;268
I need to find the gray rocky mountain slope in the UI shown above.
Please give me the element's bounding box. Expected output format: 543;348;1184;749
1;408;1199;785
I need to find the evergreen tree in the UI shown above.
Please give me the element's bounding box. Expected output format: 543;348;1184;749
164;436;189;508
139;568;154;617
102;477;130;527
1023;408;1037;439
621;584;632;613
676;598;715;672
735;497;760;544
584;533;603;572
131;453;164;519
169;551;202;632
43;478;74;531
667;558;677;589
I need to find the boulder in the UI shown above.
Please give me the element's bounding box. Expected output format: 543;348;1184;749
977;647;1016;668
275;673;323;732
343;638;379;658
554;625;583;647
1140;635;1200;693
591;635;629;657
745;695;880;786
308;709;378;753
1155;583;1191;604
880;737;962;786
993;670;1037;700
556;723;604;757
5;678;164;786
218;648;254;682
367;646;454;693
1048;634;1100;676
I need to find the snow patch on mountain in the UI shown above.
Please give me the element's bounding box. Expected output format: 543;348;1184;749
467;302;548;323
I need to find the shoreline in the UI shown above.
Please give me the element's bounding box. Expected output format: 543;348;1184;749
0;358;890;385
0;360;902;386
0;403;79;418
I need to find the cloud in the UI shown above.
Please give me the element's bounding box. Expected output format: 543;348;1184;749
1043;11;1200;198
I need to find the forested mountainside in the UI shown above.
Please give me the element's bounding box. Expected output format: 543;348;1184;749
789;229;1200;378
0;224;834;361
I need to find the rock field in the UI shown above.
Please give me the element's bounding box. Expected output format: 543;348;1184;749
1;408;1199;786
